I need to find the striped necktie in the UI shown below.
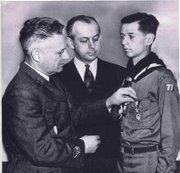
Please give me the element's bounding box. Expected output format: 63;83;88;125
84;64;94;93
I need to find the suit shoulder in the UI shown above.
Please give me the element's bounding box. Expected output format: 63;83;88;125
98;59;125;71
4;70;39;97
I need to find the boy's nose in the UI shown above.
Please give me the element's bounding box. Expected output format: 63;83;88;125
122;38;129;46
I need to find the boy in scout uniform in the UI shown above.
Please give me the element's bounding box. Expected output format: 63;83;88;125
118;12;180;173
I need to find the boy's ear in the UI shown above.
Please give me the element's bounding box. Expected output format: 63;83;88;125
146;33;155;46
67;37;75;49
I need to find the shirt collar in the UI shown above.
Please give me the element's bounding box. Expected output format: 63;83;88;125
25;61;49;81
74;57;97;81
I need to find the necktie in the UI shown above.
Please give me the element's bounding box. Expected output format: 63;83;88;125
84;64;94;93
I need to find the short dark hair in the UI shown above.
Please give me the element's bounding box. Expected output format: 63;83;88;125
121;12;159;36
20;17;64;57
66;15;101;39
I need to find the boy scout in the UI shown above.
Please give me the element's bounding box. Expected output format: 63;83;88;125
118;12;180;173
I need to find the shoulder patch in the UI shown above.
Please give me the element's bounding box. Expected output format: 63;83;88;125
166;84;174;91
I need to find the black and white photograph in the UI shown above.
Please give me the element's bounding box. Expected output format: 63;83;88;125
1;1;180;173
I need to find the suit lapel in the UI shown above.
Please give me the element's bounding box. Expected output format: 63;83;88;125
70;59;106;92
95;59;106;88
68;61;87;91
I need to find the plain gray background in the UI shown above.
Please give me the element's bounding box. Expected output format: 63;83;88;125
1;0;179;161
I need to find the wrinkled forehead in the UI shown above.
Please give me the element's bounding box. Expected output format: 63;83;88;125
28;33;66;51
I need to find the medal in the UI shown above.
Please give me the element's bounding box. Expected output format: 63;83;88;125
135;100;141;120
136;113;141;120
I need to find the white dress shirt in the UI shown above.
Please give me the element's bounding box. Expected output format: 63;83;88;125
73;57;97;81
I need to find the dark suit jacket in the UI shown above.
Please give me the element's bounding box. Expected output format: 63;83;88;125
53;59;125;173
2;62;110;173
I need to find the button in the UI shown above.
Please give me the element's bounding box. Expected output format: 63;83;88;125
73;146;81;158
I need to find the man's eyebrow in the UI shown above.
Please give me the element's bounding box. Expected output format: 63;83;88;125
79;37;89;39
79;34;100;39
93;34;100;38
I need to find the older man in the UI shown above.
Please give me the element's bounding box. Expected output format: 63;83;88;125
3;17;136;173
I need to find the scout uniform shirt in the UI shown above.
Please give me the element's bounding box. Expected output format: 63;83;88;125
120;52;180;172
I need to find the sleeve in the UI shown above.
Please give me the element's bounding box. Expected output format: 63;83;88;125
62;85;112;127
2;87;85;168
52;74;112;127
156;73;180;173
72;99;112;127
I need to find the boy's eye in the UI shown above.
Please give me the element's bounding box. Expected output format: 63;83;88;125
129;35;135;39
120;35;125;39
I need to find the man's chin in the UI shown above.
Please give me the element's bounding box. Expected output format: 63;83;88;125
56;66;63;73
86;55;97;61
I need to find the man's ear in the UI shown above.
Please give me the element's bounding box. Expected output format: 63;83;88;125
67;37;75;49
146;33;155;46
31;48;41;63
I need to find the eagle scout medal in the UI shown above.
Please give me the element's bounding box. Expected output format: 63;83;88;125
136;113;141;120
135;100;141;120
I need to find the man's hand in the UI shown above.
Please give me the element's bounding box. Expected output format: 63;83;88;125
106;87;137;109
80;135;100;154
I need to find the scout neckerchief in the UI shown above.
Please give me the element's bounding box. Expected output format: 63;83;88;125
125;52;166;83
116;52;166;121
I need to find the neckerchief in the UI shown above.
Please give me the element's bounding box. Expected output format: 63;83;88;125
126;52;166;82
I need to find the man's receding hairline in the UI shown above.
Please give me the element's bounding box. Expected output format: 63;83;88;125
71;20;100;37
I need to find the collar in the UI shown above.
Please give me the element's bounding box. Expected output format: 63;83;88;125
134;63;163;80
25;61;49;81
74;57;97;81
126;52;166;82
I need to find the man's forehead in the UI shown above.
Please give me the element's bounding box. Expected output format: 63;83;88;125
72;21;99;36
29;34;66;50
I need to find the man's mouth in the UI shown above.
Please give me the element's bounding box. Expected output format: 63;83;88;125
88;51;96;56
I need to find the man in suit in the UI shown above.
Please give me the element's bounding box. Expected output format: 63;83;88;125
54;15;126;173
2;17;136;173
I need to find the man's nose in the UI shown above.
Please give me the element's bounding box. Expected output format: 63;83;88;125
61;50;71;62
88;39;95;49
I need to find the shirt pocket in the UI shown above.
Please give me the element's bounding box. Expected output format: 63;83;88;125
125;99;159;130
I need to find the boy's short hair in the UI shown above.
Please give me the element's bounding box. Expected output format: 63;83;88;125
121;12;159;36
